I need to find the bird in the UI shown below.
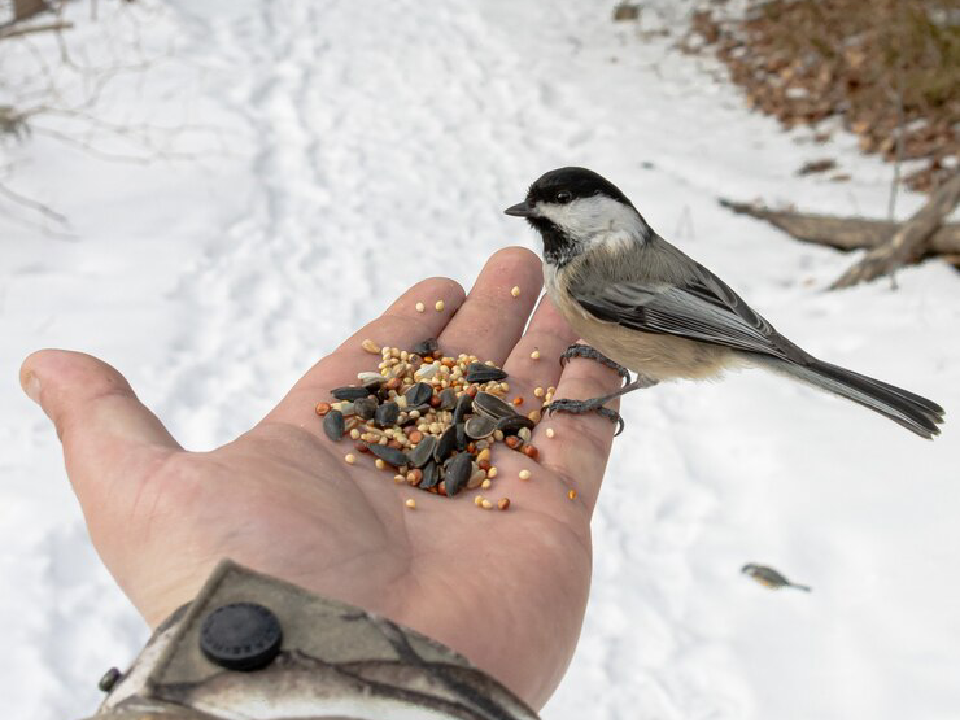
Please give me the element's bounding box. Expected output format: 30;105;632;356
741;563;811;592
504;166;944;437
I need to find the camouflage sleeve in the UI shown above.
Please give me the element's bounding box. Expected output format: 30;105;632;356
81;559;540;720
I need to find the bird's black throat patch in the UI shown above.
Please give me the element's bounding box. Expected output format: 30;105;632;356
527;216;579;268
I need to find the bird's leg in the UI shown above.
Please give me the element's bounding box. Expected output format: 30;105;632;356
559;343;631;387
543;375;658;437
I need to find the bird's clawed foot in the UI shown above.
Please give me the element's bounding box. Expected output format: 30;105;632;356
559;343;631;387
543;398;626;437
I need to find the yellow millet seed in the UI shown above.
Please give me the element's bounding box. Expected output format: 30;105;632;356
474;495;484;507
488;467;499;479
545;427;556;438
510;285;521;297
534;386;545;397
519;469;531;480
415;302;425;313
481;479;492;489
345;454;356;464
435;300;445;312
405;498;416;509
481;499;494;510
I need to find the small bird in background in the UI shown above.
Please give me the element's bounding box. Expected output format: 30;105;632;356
505;167;945;437
742;563;811;592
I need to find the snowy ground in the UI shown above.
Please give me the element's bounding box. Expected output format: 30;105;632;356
2;2;958;719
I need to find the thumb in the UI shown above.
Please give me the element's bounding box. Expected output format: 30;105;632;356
20;349;181;507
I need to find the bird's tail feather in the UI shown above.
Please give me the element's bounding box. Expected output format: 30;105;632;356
776;358;944;439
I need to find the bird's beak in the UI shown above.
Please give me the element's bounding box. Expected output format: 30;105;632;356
504;202;536;218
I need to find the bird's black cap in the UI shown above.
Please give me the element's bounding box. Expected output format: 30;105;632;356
523;166;635;209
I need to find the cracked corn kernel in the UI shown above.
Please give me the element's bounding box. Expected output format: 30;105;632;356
415;302;425;312
568;489;577;500
530;349;541;360
435;300;445;312
405;498;416;509
510;286;520;297
519;469;531;480
361;339;380;354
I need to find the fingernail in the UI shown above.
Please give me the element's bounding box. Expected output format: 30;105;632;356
20;369;41;405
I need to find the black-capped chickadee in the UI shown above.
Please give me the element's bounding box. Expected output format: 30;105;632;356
741;563;811;592
505;167;944;438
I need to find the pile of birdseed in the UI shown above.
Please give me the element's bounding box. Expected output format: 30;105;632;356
315;337;558;509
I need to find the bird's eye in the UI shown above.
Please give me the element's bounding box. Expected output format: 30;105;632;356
556;190;573;204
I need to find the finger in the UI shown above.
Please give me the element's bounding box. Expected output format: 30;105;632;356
535;344;625;513
268;277;465;423
501;296;579;402
20;349;181;503
438;247;543;366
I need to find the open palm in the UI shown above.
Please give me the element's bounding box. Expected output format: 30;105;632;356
20;248;623;709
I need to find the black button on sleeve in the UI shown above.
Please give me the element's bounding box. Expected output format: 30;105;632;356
199;602;283;671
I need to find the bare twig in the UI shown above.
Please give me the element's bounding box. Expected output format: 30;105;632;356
830;171;960;290
0;20;73;41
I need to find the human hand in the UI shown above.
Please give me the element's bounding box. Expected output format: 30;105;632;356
19;247;623;709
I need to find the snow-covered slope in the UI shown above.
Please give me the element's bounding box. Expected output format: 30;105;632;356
1;2;957;719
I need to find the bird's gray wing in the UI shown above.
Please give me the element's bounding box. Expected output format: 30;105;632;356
571;266;797;360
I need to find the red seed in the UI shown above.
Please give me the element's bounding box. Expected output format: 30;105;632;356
504;436;521;450
512;397;524;406
356;443;372;454
522;445;539;461
315;402;332;416
388;439;403;450
478;459;491;471
409;430;424;444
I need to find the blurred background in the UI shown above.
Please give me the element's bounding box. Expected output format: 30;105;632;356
1;1;957;718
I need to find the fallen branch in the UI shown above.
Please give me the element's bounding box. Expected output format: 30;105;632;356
718;198;960;256
830;171;960;289
0;20;73;41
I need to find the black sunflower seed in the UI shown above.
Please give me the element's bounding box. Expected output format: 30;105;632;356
452;393;473;425
464;363;508;383
408;435;437;468
353;397;379;420
405;382;433;407
331;386;371;401
419;460;440;489
322;410;345;441
434;424;458;463
375;402;399;428
366;443;409;468
496;414;535;434
465;414;496;439
444;453;472;497
410;338;440;357
438;388;458;411
473;391;517;420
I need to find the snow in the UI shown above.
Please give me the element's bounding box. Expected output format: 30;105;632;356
2;2;957;719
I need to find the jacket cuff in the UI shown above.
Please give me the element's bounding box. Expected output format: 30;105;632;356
84;559;539;720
